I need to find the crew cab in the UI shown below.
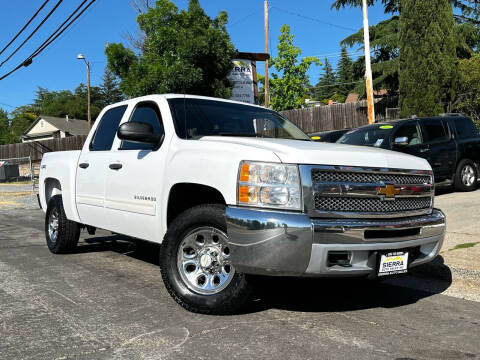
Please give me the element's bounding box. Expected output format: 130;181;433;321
337;114;480;191
39;95;446;314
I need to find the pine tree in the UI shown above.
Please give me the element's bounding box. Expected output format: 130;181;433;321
336;47;354;96
100;68;123;106
399;0;457;117
315;58;337;101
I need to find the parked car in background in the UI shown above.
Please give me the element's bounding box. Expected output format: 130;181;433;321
337;114;480;191
310;129;350;143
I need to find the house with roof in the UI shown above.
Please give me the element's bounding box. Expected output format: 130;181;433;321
21;115;89;143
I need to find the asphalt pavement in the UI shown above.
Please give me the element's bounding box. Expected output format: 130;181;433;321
1;208;479;360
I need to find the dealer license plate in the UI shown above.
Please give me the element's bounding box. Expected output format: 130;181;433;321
378;251;409;276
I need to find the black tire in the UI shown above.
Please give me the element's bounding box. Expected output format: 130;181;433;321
159;204;252;315
45;195;80;254
454;159;478;192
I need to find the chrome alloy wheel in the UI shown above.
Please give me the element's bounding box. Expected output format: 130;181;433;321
461;165;476;186
177;227;234;295
48;208;59;244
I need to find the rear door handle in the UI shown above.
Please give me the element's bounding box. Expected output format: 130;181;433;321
79;163;89;169
419;147;429;153
109;163;123;170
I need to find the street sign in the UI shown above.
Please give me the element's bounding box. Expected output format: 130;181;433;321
228;59;255;104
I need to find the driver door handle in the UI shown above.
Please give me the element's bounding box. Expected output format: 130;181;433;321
79;163;89;169
419;147;430;153
109;163;123;170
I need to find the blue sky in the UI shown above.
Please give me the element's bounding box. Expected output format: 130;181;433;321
0;0;389;111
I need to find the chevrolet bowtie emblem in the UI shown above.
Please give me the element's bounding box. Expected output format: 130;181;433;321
378;184;401;199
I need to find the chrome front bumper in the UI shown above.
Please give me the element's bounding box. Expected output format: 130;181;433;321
226;207;446;277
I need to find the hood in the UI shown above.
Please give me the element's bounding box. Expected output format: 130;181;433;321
200;137;431;171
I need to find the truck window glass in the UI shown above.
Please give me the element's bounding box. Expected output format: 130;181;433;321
90;105;128;151
423;119;448;143
121;103;165;150
337;125;391;147
168;98;310;140
393;122;422;146
453;117;479;139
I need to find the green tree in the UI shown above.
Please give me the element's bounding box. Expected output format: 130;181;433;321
106;0;235;98
32;85;103;121
399;0;457;117
0;108;11;145
333;0;480;100
455;55;480;127
100;68;124;107
336;47;355;96
8;106;37;143
314;58;337;101
269;24;320;111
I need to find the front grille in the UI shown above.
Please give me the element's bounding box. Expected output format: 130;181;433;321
314;195;432;213
311;170;431;185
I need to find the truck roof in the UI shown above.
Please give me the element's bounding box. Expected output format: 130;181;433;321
105;94;270;111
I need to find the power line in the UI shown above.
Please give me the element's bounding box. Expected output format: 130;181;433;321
229;10;260;27
270;6;357;32
30;0;90;58
0;0;97;81
0;0;51;57
314;80;363;88
0;102;18;109
0;0;64;67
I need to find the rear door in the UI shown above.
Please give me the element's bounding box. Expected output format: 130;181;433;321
76;105;128;228
104;100;167;242
419;118;456;181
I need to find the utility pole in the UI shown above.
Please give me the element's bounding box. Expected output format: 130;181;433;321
362;0;375;124
264;0;270;108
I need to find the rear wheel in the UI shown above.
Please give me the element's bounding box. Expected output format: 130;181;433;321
160;205;251;314
45;195;80;253
455;159;478;192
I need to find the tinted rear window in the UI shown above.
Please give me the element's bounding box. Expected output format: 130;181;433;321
422;119;449;143
90;105;128;151
452;117;478;139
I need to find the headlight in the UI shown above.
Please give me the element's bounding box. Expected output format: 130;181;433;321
237;161;302;210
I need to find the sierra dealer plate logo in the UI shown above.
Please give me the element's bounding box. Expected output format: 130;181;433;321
378;252;409;276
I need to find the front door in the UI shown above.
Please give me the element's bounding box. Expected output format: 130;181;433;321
104;100;167;242
390;120;425;159
76;105;129;228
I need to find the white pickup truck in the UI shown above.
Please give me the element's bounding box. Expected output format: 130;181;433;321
39;94;446;314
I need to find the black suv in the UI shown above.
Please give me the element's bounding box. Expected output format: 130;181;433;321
337;114;480;191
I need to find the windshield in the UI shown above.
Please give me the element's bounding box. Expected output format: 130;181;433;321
337;125;394;147
168;98;311;140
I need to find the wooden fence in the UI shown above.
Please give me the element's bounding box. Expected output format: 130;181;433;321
280;97;399;134
0;135;87;161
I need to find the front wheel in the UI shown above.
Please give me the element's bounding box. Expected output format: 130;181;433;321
45;195;80;253
455;159;478;192
159;205;251;314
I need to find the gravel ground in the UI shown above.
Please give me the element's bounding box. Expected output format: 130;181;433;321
0;184;39;210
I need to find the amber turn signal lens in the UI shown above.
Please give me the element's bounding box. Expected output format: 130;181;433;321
240;163;250;182
238;185;250;203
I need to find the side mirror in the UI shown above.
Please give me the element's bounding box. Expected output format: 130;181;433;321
394;136;409;146
117;122;163;145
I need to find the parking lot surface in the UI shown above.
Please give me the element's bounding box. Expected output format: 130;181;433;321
0;191;479;359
